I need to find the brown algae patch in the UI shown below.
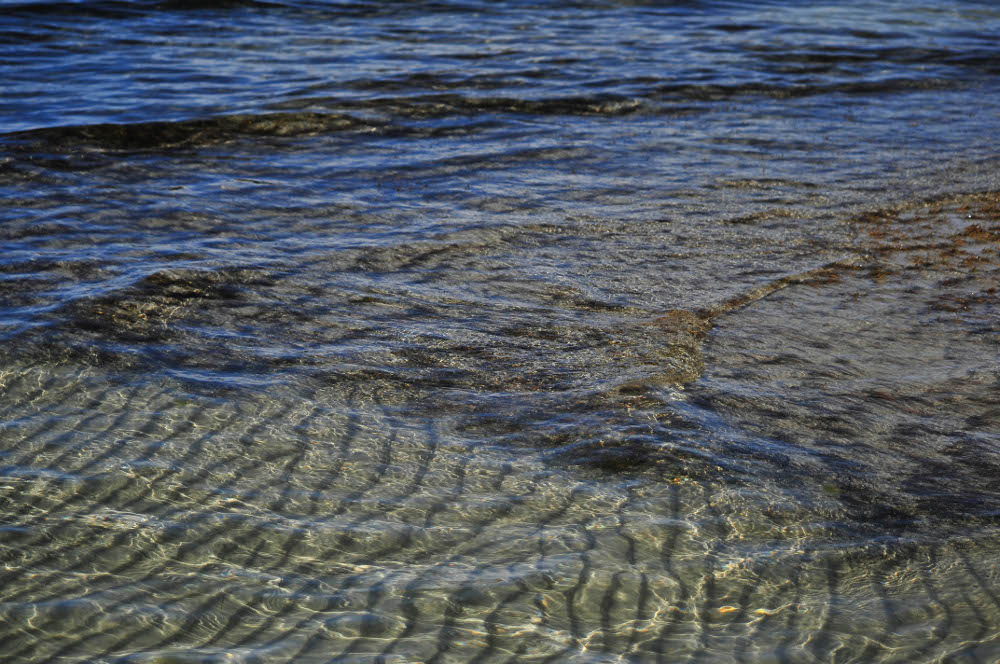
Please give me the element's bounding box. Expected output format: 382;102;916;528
650;191;1000;378
689;190;1000;526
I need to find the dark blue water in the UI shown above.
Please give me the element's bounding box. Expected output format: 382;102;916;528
2;1;1000;662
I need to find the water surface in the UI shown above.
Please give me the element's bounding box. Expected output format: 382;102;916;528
1;1;1000;662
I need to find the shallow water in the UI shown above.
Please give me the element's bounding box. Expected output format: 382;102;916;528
1;1;1000;662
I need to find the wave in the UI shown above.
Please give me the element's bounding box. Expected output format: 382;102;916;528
0;0;285;18
2;112;389;151
1;71;959;153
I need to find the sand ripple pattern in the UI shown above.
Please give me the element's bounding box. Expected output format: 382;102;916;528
1;195;999;663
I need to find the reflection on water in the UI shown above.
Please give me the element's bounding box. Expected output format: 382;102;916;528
2;0;1000;661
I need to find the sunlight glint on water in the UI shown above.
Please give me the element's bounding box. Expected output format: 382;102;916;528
1;1;999;662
